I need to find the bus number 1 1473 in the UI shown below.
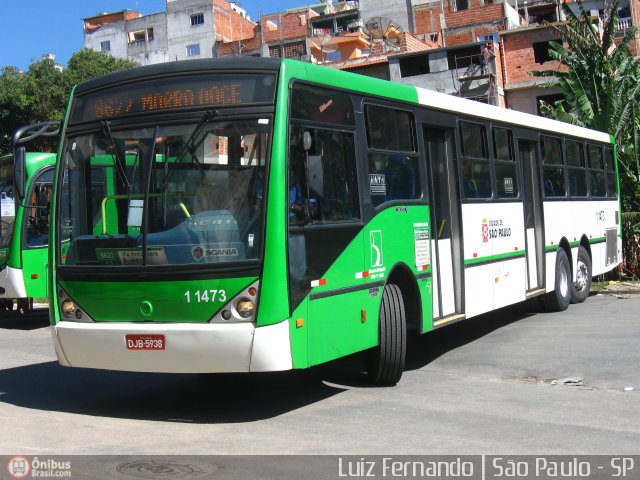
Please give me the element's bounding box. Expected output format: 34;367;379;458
184;290;227;303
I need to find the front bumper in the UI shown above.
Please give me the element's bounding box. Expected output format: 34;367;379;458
51;319;292;373
0;266;26;299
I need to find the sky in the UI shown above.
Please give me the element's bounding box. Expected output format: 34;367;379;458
0;0;306;70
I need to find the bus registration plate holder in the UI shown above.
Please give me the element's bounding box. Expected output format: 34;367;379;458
126;334;165;350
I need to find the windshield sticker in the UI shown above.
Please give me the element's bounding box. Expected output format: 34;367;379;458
1;197;15;218
369;174;386;196
414;228;430;268
127;199;144;227
96;247;168;266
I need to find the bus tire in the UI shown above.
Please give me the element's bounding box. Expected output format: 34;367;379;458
542;248;571;312
0;299;13;311
571;246;592;304
17;298;31;315
366;284;406;386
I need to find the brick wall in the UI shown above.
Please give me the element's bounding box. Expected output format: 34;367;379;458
217;25;261;56
214;0;256;43
400;32;438;51
261;10;315;43
84;11;142;32
414;1;504;46
502;27;566;86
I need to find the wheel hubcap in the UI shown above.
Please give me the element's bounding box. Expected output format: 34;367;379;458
575;259;588;292
559;262;569;297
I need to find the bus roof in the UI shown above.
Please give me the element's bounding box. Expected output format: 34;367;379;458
72;57;611;145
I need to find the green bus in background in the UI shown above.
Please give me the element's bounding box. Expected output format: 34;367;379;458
1;162;56;314
48;59;619;384
1;122;59;314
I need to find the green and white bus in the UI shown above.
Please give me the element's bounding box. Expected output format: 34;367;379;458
49;58;620;384
1;122;59;313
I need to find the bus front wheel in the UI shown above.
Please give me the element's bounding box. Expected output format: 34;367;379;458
571;246;592;304
367;284;406;386
542;249;571;312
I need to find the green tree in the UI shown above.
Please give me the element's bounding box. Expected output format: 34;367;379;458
65;48;138;86
0;57;66;153
531;0;640;212
0;49;137;154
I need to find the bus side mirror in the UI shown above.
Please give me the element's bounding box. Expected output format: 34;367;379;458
13;146;26;202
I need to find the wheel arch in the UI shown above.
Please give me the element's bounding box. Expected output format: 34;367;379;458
558;237;573;274
579;235;592;261
386;262;421;333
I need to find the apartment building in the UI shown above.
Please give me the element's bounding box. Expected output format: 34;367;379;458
83;0;254;65
83;0;640;115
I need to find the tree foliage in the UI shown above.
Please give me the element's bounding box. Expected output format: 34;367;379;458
0;49;138;153
531;0;640;211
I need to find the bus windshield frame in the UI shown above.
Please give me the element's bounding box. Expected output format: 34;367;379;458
56;113;272;273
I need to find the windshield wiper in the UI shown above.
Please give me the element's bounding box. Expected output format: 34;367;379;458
174;109;218;173
101;120;131;192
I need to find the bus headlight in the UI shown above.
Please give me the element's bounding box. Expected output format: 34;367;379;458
209;280;259;323
61;299;76;317
235;298;255;318
57;287;93;323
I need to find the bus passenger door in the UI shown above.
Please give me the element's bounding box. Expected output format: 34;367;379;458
22;168;54;299
518;140;545;292
424;127;464;322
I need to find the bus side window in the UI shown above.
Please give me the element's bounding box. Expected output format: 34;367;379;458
459;121;491;199
25;169;54;247
541;135;566;198
365;105;420;207
289;126;360;224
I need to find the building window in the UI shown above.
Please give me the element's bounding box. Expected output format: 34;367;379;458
327;51;342;62
128;28;153;44
455;0;469;11
536;93;566;115
100;41;111;52
282;41;306;59
269;45;281;58
399;55;430;77
186;43;201;57
191;13;204;26
533;40;559;64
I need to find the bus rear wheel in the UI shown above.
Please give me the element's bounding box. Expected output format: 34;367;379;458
367;284;406;386
541;248;571;312
571;246;592;304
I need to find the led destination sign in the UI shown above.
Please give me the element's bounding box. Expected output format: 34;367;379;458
70;73;276;123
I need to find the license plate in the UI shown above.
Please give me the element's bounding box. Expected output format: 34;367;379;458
125;334;165;350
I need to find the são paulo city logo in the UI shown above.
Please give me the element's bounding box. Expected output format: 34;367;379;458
482;217;512;243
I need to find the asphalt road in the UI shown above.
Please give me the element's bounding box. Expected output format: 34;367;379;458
0;293;638;456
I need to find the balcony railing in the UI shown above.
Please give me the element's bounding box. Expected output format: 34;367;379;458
616;17;632;34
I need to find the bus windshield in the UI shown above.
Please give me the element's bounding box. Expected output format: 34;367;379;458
0;159;16;251
58;118;270;268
